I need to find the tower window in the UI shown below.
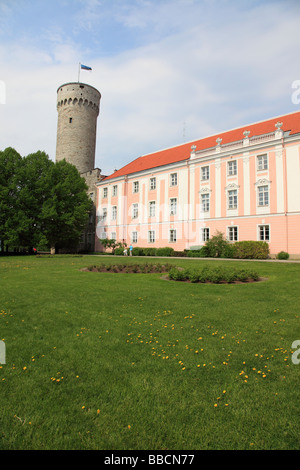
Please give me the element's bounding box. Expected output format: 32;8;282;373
69;118;72;123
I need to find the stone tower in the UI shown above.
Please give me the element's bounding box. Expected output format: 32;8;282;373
55;82;101;173
55;81;104;253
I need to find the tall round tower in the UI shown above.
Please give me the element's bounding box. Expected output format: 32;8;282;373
55;82;101;173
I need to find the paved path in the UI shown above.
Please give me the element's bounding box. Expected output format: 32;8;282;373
92;254;300;263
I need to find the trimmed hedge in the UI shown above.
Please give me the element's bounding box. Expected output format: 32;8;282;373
186;240;270;260
233;241;269;259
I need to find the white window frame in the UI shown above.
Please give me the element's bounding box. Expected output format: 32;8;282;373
227;226;238;242
103;187;108;198
112;206;117;220
112;185;118;197
227;160;237;176
149;201;156;217
201;166;209;181
170;198;177;215
257;154;268;171
228;189;238;209
132;231;138;243
133;181;139;193
258;185;269;207
258;224;270;241
169;229;177;243
170;173;178;186
150;177;156;190
102;208;107;220
148;230;155;243
111;232;116;241
132;203;138;219
201;227;210;242
201;193;210;212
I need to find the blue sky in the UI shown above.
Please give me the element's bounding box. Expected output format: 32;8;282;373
1;0;300;175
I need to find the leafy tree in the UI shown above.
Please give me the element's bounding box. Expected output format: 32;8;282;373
40;159;93;253
99;238;125;254
204;230;230;258
14;151;54;250
0;149;93;254
0;147;23;250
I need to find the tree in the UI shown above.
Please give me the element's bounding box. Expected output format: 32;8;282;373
205;230;230;258
99;238;125;254
0;147;23;251
40;159;93;253
14;151;54;250
0;149;93;254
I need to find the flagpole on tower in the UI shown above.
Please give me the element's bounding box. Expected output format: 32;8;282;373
78;62;81;83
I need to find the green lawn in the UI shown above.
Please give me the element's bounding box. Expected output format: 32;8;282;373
0;255;299;450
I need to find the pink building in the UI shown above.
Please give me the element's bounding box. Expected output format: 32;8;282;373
95;111;300;258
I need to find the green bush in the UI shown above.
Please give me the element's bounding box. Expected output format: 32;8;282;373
188;270;200;283
205;231;231;258
233;241;269;259
173;251;187;257
276;251;289;260
206;267;225;284
143;248;157;256
187;246;208;257
168;267;189;281
132;247;145;256
168;265;260;284
156;247;174;257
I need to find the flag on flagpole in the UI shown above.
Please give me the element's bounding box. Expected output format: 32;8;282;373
78;63;92;82
81;64;92;70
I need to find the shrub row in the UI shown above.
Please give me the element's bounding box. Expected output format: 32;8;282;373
101;232;279;260
168;266;260;283
113;240;270;259
186;236;270;259
114;246;176;257
87;262;173;273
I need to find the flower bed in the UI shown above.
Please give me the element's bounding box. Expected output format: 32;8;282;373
84;263;263;284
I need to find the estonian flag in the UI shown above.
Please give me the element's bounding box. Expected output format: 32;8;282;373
81;64;92;71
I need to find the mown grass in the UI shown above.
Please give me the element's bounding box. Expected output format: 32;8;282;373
0;255;299;450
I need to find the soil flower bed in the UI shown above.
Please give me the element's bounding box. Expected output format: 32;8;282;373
84;263;263;284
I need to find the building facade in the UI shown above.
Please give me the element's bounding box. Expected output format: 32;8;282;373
95;111;300;258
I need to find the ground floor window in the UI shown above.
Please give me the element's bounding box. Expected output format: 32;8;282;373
148;230;155;243
169;229;177;242
132;231;138;243
228;226;238;241
258;224;270;241
201;227;210;242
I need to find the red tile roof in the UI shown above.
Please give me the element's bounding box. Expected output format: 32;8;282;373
103;111;300;181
